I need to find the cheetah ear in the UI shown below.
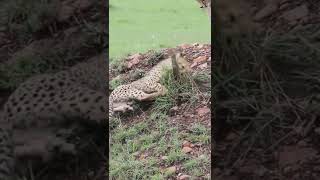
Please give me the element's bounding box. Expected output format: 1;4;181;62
175;52;181;59
171;54;180;79
171;53;177;67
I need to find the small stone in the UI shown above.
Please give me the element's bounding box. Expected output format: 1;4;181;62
190;62;198;68
197;44;204;49
198;63;207;69
161;156;168;160
182;140;191;147
193;56;207;63
178;174;192;180
196;106;210;116
182;146;193;153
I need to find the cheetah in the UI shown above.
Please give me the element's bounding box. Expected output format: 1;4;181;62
0;53;107;179
108;52;191;119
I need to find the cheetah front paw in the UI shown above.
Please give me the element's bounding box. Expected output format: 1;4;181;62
113;103;134;112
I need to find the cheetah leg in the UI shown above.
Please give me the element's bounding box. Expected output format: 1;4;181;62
138;83;168;101
14;130;75;163
113;102;134;112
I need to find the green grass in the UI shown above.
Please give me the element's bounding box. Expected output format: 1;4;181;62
110;112;210;179
109;0;210;59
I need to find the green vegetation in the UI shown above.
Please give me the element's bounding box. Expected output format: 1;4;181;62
109;0;210;59
110;67;211;179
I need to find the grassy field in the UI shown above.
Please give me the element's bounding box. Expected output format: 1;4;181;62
109;0;210;59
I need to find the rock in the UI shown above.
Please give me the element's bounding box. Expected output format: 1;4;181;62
182;140;192;147
182;146;193;153
193;56;207;63
198;63;207;69
178;174;192;180
197;44;204;49
281;5;308;22
196;106;210;117
161;156;168;160
190;62;198;68
170;106;179;111
254;4;278;21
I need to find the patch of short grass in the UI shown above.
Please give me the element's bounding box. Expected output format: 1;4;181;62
152;68;209;113
110;109;211;179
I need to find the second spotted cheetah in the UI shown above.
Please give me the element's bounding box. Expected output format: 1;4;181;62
109;52;191;119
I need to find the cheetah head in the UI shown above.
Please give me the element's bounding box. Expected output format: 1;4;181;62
173;53;191;74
